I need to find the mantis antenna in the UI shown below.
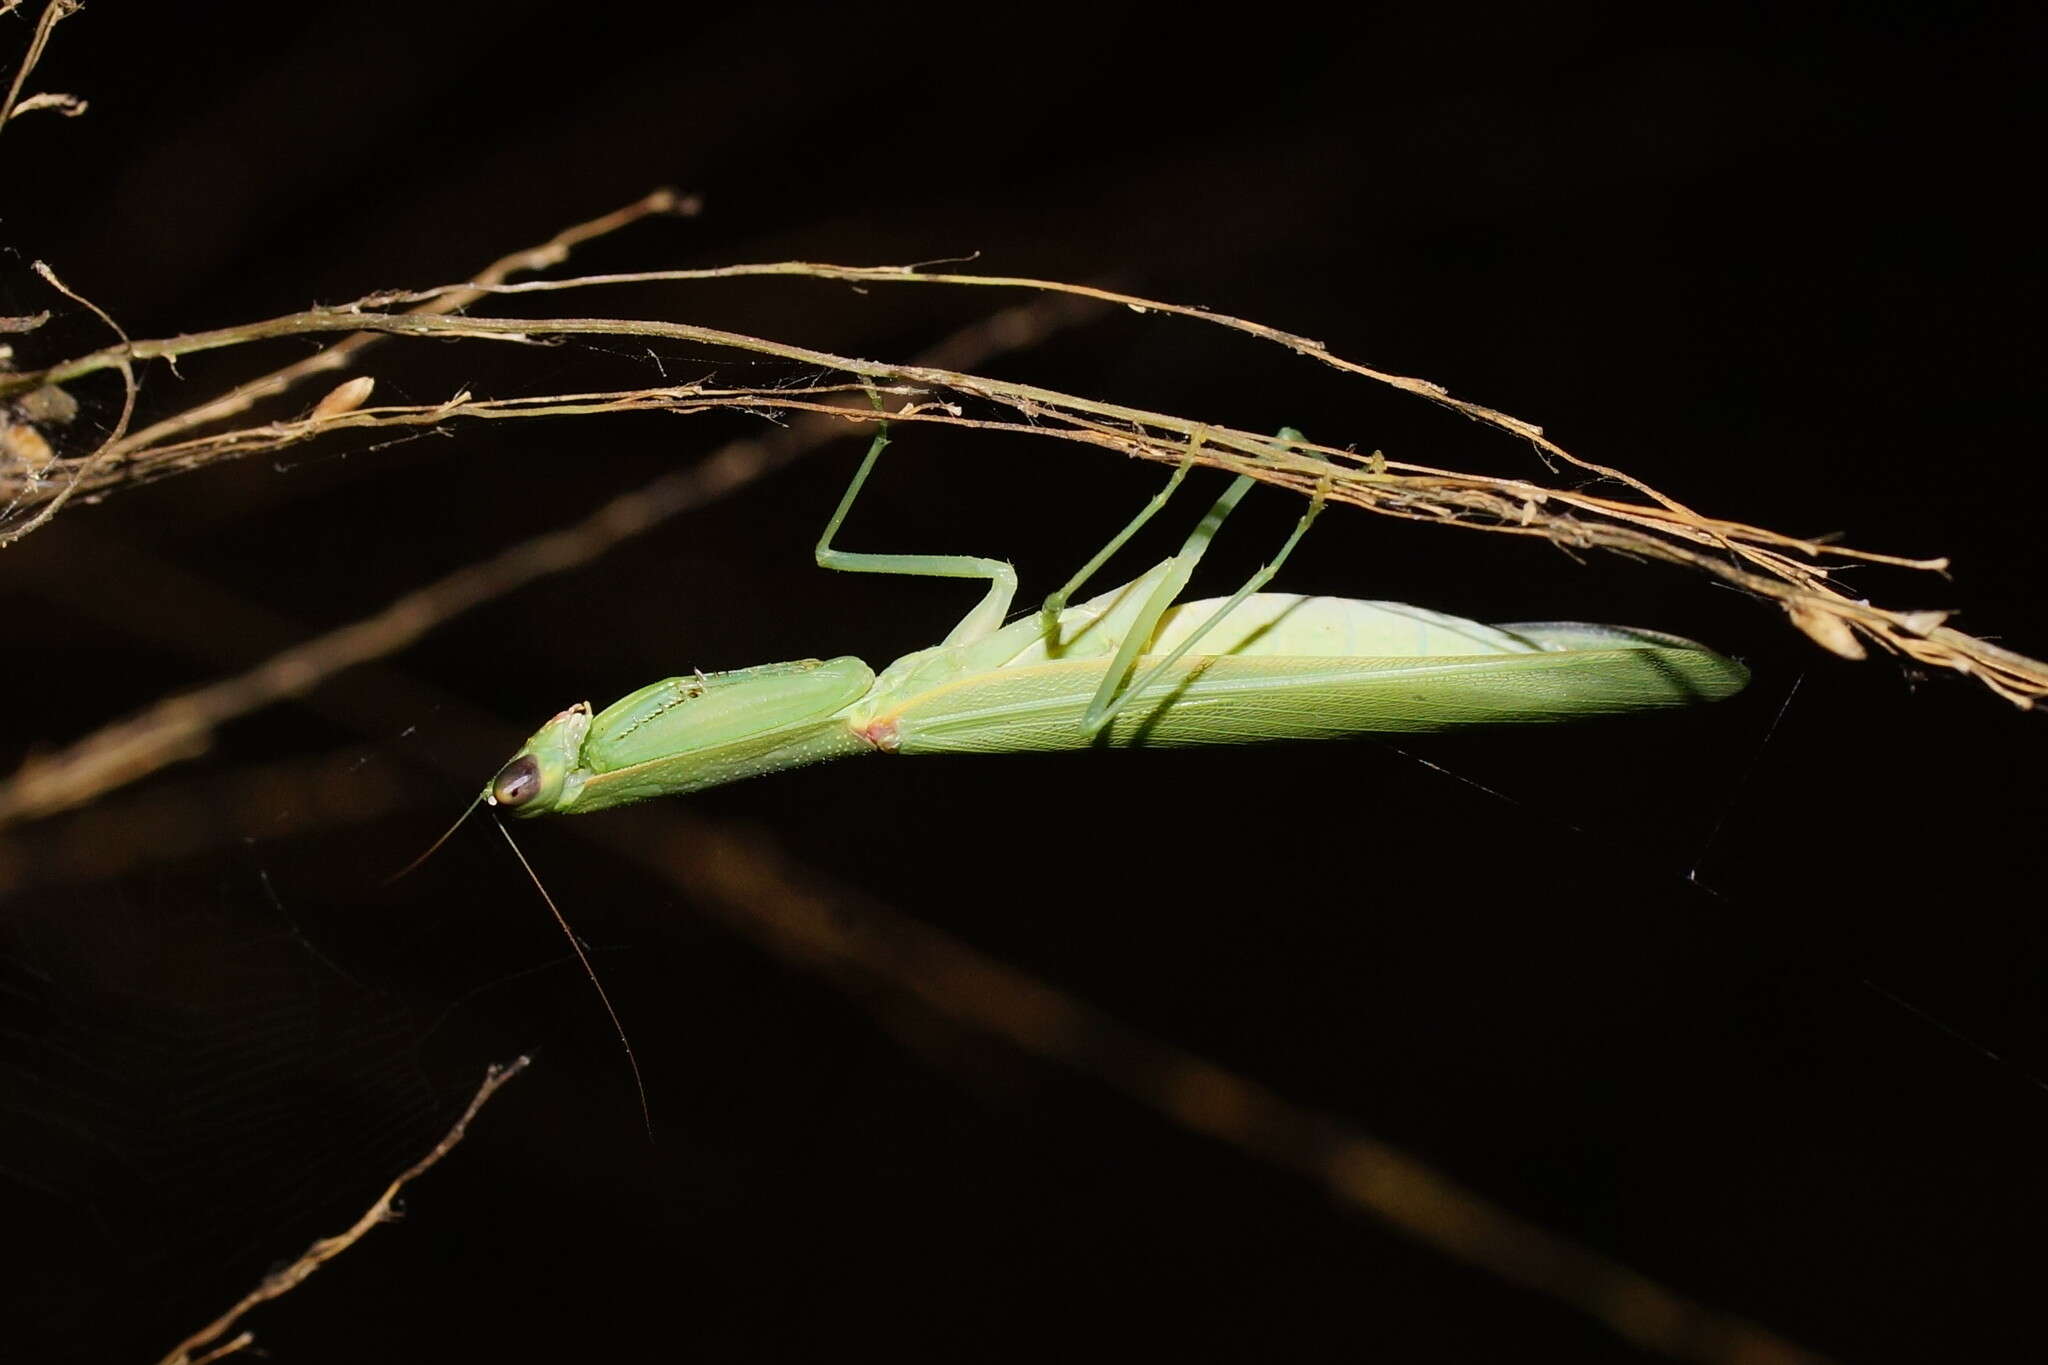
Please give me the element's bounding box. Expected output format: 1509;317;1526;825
386;791;485;886
492;813;653;1141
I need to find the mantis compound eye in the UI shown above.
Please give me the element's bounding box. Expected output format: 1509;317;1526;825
491;755;543;808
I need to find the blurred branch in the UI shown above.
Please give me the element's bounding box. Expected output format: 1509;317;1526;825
582;803;1836;1365
156;1056;531;1365
0;747;421;893
11;752;1841;1363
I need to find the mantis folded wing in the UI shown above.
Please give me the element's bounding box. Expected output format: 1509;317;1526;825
487;424;1747;817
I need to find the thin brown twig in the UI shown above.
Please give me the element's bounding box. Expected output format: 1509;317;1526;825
0;0;81;137
0;284;1937;577
155;1055;532;1365
5;204;2040;711
5;259;2031;703
335;258;1909;576
0;261;137;544
91;377;1938;584
0;297;1960;593
109;370;2048;701
60;380;913;495
113;187;695;455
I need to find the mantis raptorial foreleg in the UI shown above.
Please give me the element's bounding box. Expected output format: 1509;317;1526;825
814;416;1019;648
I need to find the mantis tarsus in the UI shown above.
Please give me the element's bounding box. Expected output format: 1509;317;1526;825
485;422;1748;818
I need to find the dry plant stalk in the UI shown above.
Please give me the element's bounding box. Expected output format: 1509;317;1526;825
155;1056;531;1365
3;248;2039;708
0;1;85;137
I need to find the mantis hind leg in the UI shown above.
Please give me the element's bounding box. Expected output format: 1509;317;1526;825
815;406;1019;648
1081;431;1328;738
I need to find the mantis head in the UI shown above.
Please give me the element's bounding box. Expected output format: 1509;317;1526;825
486;702;592;816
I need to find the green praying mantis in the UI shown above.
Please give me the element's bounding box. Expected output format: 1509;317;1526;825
484;422;1748;818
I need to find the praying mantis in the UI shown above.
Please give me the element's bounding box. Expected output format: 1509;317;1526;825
483;422;1748;818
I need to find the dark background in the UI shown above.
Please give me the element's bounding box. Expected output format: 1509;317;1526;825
3;3;2043;1361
